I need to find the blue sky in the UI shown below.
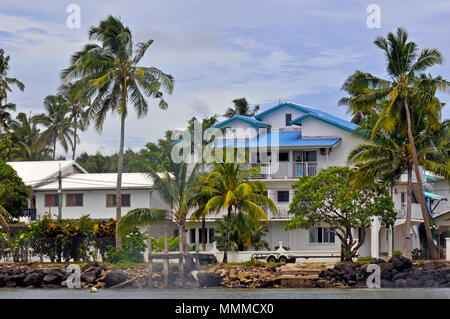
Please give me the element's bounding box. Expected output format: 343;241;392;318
1;0;449;156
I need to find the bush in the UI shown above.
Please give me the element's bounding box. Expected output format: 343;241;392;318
392;250;401;257
92;219;116;259
0;160;28;220
151;235;179;252
106;227;147;265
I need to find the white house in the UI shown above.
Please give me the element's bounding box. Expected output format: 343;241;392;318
7;101;450;260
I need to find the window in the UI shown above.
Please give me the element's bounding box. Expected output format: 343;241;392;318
44;194;59;207
66;193;83;207
309;227;335;243
277;191;289;202
279;152;289;162
293;151;317;162
106;194;131;207
401;192;406;209
285;114;292;126
190;228;215;244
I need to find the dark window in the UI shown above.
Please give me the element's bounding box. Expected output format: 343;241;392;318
309;227;335;243
209;228;215;243
44;194;59;207
66;193;83;207
190;229;196;244
285;114;292;126
294;151;317;162
279;152;289;162
106;194;131;207
277;191;289;202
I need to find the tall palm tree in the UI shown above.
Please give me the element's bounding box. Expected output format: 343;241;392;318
61;16;174;248
201;163;276;263
224;98;260;118
348;113;449;259
0;48;24;104
343;28;449;259
59;84;90;160
33;95;74;159
0;184;10;234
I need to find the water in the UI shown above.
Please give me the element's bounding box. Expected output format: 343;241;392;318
0;288;449;299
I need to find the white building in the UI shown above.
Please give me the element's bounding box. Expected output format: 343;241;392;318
7;102;450;260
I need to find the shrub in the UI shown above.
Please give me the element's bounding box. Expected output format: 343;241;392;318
106;227;147;265
0;160;28;220
151;235;179;252
92;219;116;259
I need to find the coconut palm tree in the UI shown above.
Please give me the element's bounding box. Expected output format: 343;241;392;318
0;48;24;104
33;94;74;159
58;83;90;160
61;16;174;248
224;98;260;118
0;184;10;234
201;162;276;263
343;28;449;259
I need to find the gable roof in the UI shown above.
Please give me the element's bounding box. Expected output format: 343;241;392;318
214;115;270;128
254;102;358;133
7;160;87;187
34;173;155;191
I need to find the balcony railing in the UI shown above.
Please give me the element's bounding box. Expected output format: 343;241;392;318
293;162;317;177
250;162;318;179
24;208;37;221
263;207;294;220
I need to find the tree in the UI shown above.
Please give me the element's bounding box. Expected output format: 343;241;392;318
59;83;90;160
62;16;174;248
0;160;28;221
0;48;24;105
286;167;396;261
201;162;276;263
342;28;449;259
33;94;74;159
213;212;269;251
224;98;260;118
348;114;449;259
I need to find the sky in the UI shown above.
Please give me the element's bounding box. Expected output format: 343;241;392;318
1;0;449;157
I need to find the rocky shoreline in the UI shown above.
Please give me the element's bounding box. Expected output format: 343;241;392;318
1;257;449;289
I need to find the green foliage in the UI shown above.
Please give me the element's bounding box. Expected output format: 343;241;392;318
106;227;147;264
151;235;179;252
0;160;28;220
392;250;401;257
92;219;116;259
213;212;269;251
286;166;396;261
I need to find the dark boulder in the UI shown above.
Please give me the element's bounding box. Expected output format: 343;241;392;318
81;271;97;284
23;272;43;287
0;274;7;287
197;272;223;287
380;279;394;288
394;279;407;288
81;262;100;272
390;256;412;272
102;269;128;288
9;273;26;285
43;274;60;285
392;272;410;282
423;280;439;288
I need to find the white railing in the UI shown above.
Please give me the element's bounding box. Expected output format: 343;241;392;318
293;162;317;177
264;208;294;220
250;161;319;179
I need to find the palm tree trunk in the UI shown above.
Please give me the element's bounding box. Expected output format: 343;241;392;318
53;137;56;160
223;206;232;263
403;167;412;259
115;112;125;249
72;113;77;160
403;97;438;259
201;216;206;251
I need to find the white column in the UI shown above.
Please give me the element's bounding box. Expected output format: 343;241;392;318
446;238;450;261
288;150;294;178
370;217;380;258
388;228;393;257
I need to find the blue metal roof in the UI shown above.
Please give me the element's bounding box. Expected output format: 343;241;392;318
424;192;447;200
214;115;270;128
252;102;358;133
218;130;341;148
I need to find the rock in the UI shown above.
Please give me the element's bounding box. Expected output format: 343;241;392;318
352;282;367;288
405;279;422;288
381;279;394;288
6;281;16;288
102;269;128;288
392;272;410;282
370;258;385;264
42;284;61;289
43;274;60;285
9;273;26;286
394;279;407;288
232;284;247;288
23;272;43;287
81;271;97;284
43;268;64;278
0;274;6;287
197;272;222;287
82;262;100;272
424;280;439;288
389;256;412;272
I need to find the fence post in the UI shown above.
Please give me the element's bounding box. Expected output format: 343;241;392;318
163;223;169;288
147;225;153;288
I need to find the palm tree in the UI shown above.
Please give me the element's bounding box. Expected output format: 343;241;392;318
61;16;174;248
343;28;449;259
10;112;51;161
0;48;24;104
33;95;74;159
59;84;90;160
0;184;10;235
201;162;276;263
224;98;260;118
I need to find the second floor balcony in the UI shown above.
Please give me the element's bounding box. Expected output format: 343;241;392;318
250;161;319;179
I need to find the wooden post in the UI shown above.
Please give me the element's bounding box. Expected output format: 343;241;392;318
147;225;153;288
163;223;169;288
178;225;184;286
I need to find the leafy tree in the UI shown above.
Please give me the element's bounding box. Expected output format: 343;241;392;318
0;48;24;107
201;162;276;262
0;160;28;221
213;212;269;251
286;167;396;261
62;16;174;247
342;28;449;259
224;98;260;118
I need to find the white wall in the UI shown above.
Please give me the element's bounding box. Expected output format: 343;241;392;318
35;189;170;220
257;105;306;128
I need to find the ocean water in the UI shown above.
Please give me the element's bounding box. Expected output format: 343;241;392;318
0;288;449;299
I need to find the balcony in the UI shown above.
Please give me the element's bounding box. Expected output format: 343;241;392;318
263;207;294;220
250;161;318;179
